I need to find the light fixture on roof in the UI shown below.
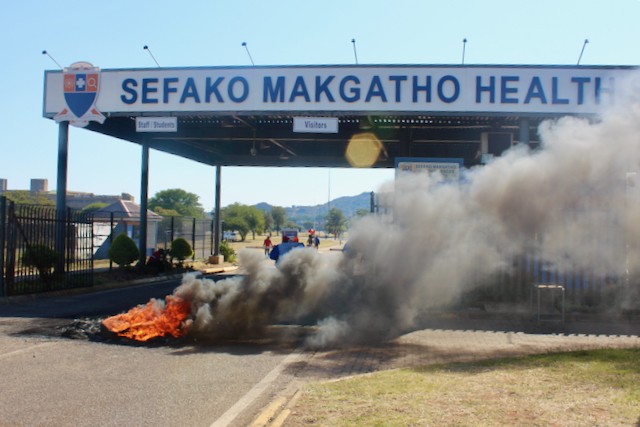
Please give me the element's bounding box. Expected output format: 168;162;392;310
351;39;359;65
577;39;589;65
143;45;161;67
41;50;63;69
461;38;467;65
242;42;255;66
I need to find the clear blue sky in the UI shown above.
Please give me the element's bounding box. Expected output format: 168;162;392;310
2;0;639;211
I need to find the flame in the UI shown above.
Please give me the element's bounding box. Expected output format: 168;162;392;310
102;295;191;342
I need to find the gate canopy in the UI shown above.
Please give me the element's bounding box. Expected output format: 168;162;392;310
43;64;635;168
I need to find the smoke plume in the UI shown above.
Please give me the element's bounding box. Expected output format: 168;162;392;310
172;76;640;348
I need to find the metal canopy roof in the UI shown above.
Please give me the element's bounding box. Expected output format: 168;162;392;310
82;113;545;169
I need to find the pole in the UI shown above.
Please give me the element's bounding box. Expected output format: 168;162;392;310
138;140;149;268
55;121;69;274
214;165;222;256
0;196;6;297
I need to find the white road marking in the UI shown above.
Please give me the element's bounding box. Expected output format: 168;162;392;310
210;350;305;427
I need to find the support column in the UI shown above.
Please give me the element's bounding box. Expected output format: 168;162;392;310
138;140;149;267
55;122;69;274
0;196;6;297
211;164;223;263
518;117;530;146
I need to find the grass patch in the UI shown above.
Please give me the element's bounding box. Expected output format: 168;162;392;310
285;348;640;426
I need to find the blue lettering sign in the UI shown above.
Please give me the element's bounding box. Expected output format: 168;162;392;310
339;75;360;102
180;77;201;103
365;76;387;102
412;76;432;102
142;78;159;104
388;75;406;102
315;76;335;102
205;77;225;103
551;77;569;105
437;75;459;103
571;77;590;105
501;76;519;104
595;77;614;104
228;77;249;103
121;78;137;104
163;77;179;103
263;76;285;102
289;76;311;102
476;76;496;103
524;76;547;104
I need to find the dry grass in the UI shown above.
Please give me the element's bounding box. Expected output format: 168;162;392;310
284;349;640;426
228;233;343;255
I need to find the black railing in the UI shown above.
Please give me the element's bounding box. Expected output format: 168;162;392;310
1;197;93;296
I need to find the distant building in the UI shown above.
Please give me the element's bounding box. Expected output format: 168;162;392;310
44;191;135;210
30;178;48;193
0;178;134;210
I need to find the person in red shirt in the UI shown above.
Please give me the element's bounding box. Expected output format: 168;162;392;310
263;235;273;258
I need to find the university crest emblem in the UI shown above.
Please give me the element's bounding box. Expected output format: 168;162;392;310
54;61;105;127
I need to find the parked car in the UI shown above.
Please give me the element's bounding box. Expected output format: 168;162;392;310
223;231;240;241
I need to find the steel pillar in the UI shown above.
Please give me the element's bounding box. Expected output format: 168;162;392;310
55;122;69;274
138;140;150;267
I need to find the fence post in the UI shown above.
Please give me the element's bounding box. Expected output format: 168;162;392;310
0;196;6;297
109;211;114;272
5;201;16;292
209;219;214;256
192;217;196;261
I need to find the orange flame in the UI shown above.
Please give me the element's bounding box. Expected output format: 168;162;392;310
102;295;191;342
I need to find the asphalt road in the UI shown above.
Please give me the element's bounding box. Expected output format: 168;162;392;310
0;275;304;427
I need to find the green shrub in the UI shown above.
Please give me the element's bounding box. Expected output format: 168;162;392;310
170;238;193;262
21;244;57;272
108;233;139;267
220;240;237;263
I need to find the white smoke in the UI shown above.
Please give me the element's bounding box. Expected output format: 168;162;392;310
171;75;640;347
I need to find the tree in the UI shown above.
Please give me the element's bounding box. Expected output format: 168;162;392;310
149;188;205;218
153;206;180;217
263;210;274;233
271;206;287;232
222;203;264;240
81;202;108;214
325;207;347;238
245;207;265;240
3;190;54;206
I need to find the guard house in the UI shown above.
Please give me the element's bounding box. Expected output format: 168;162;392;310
42;62;635;266
92;200;162;259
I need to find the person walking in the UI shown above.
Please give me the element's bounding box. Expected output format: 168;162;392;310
263;235;273;258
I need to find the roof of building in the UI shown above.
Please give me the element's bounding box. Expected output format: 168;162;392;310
93;200;163;222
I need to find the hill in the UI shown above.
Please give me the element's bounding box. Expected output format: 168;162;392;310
254;192;372;227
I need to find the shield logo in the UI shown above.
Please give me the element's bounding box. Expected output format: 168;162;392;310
54;62;105;127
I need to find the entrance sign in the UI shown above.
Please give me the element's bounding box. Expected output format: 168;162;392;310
396;157;464;182
293;117;338;133
135;117;178;132
44;65;637;118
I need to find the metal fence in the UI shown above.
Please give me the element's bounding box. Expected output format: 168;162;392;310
154;216;214;260
1;197;93;296
91;213;215;267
